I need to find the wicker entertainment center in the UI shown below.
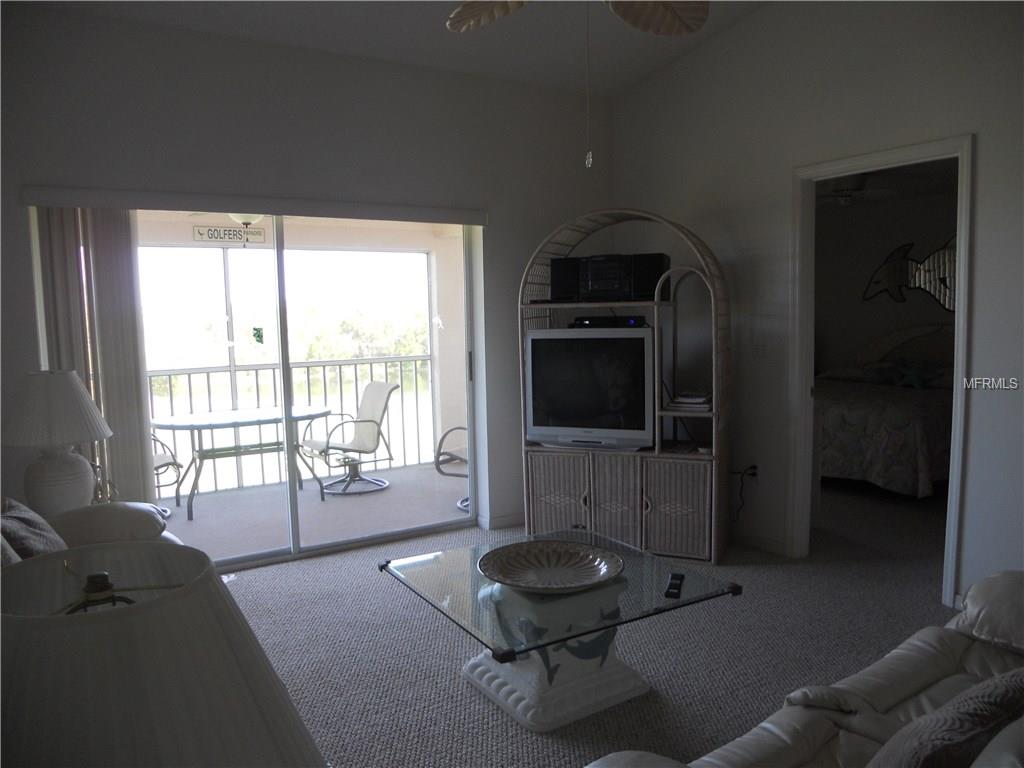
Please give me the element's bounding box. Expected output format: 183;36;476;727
518;209;730;562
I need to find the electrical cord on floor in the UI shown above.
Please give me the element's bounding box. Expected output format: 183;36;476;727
730;465;758;520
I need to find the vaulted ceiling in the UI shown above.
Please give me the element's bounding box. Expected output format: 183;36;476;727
67;1;760;93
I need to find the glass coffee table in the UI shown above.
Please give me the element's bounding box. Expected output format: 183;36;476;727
380;530;741;732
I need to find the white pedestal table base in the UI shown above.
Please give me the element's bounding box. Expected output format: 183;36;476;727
462;644;649;732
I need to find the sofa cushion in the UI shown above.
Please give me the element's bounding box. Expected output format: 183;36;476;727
1;497;67;559
834;626;974;715
886;673;982;723
948;571;1024;655
690;706;839;768
47;502;166;547
958;640;1024;682
866;668;1024;768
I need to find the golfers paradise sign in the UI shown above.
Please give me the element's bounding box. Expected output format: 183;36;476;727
192;225;266;244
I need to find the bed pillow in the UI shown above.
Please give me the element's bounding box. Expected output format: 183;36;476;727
948;571;1024;654
1;497;67;559
866;668;1024;768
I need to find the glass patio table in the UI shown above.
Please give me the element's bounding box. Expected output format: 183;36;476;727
152;404;329;519
380;530;741;732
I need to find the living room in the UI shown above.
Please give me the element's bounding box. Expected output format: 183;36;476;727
2;2;1022;767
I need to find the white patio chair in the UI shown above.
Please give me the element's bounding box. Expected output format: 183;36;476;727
297;381;400;498
151;433;182;514
434;425;470;512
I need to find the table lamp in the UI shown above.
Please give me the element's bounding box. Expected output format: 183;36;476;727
1;540;325;767
4;370;112;517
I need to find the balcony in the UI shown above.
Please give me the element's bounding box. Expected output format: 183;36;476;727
149;355;471;561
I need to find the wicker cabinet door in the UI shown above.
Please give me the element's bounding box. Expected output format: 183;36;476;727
642;458;710;559
526;451;591;534
589;453;641;548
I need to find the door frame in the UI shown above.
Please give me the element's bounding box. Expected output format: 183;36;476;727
788;135;973;607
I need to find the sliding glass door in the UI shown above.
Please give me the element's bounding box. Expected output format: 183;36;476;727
137;212;474;564
281;215;472;550
138;218;291;563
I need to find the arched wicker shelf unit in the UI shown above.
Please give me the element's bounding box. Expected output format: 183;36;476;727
518;209;730;562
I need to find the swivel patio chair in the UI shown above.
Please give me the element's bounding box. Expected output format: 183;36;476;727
434;425;470;512
297;381;400;498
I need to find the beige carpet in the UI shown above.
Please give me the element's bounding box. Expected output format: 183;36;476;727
225;480;953;768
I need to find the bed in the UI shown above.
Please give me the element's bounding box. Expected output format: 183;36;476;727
813;325;954;498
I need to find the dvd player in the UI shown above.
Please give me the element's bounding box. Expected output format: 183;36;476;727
570;316;646;328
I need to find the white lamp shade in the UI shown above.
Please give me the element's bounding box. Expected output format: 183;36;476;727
1;542;324;767
4;370;112;447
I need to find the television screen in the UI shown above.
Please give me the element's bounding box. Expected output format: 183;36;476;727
530;336;647;430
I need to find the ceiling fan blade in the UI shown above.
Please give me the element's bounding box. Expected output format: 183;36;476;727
606;1;710;36
446;1;527;33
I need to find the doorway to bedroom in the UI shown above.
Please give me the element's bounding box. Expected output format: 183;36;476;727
790;138;974;606
807;155;960;593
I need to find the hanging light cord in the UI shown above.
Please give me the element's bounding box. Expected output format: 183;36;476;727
585;2;593;169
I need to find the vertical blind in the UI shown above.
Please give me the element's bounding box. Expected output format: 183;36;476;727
33;207;155;502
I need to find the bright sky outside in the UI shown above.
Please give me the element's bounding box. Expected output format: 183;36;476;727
139;246;429;371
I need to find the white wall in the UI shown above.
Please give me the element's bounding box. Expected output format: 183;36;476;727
0;5;611;528
611;1;1023;593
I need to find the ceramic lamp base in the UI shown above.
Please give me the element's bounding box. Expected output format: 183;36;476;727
24;447;96;518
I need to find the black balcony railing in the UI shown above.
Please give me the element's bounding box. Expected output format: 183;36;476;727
147;355;434;498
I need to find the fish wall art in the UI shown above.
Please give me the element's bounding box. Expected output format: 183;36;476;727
862;236;956;311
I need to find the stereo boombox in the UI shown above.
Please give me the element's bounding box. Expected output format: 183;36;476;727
549;253;670;303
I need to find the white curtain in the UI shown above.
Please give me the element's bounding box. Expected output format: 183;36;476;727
34;207;155;502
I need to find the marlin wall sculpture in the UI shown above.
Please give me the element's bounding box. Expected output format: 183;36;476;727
862;236;957;311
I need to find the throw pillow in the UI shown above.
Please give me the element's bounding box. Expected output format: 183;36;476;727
866;668;1024;768
1;497;67;559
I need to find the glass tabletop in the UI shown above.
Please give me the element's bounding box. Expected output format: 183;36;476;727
381;530;741;663
151;404;329;430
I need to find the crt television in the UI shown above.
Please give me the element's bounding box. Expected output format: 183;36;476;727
525;327;654;450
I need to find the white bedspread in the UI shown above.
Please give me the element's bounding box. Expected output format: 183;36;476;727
814;380;952;498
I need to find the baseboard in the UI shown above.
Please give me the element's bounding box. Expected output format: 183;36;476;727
734;532;789;557
215;517;478;572
480;513;526;530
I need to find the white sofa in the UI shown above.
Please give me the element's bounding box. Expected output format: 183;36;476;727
588;571;1024;768
2;499;181;566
